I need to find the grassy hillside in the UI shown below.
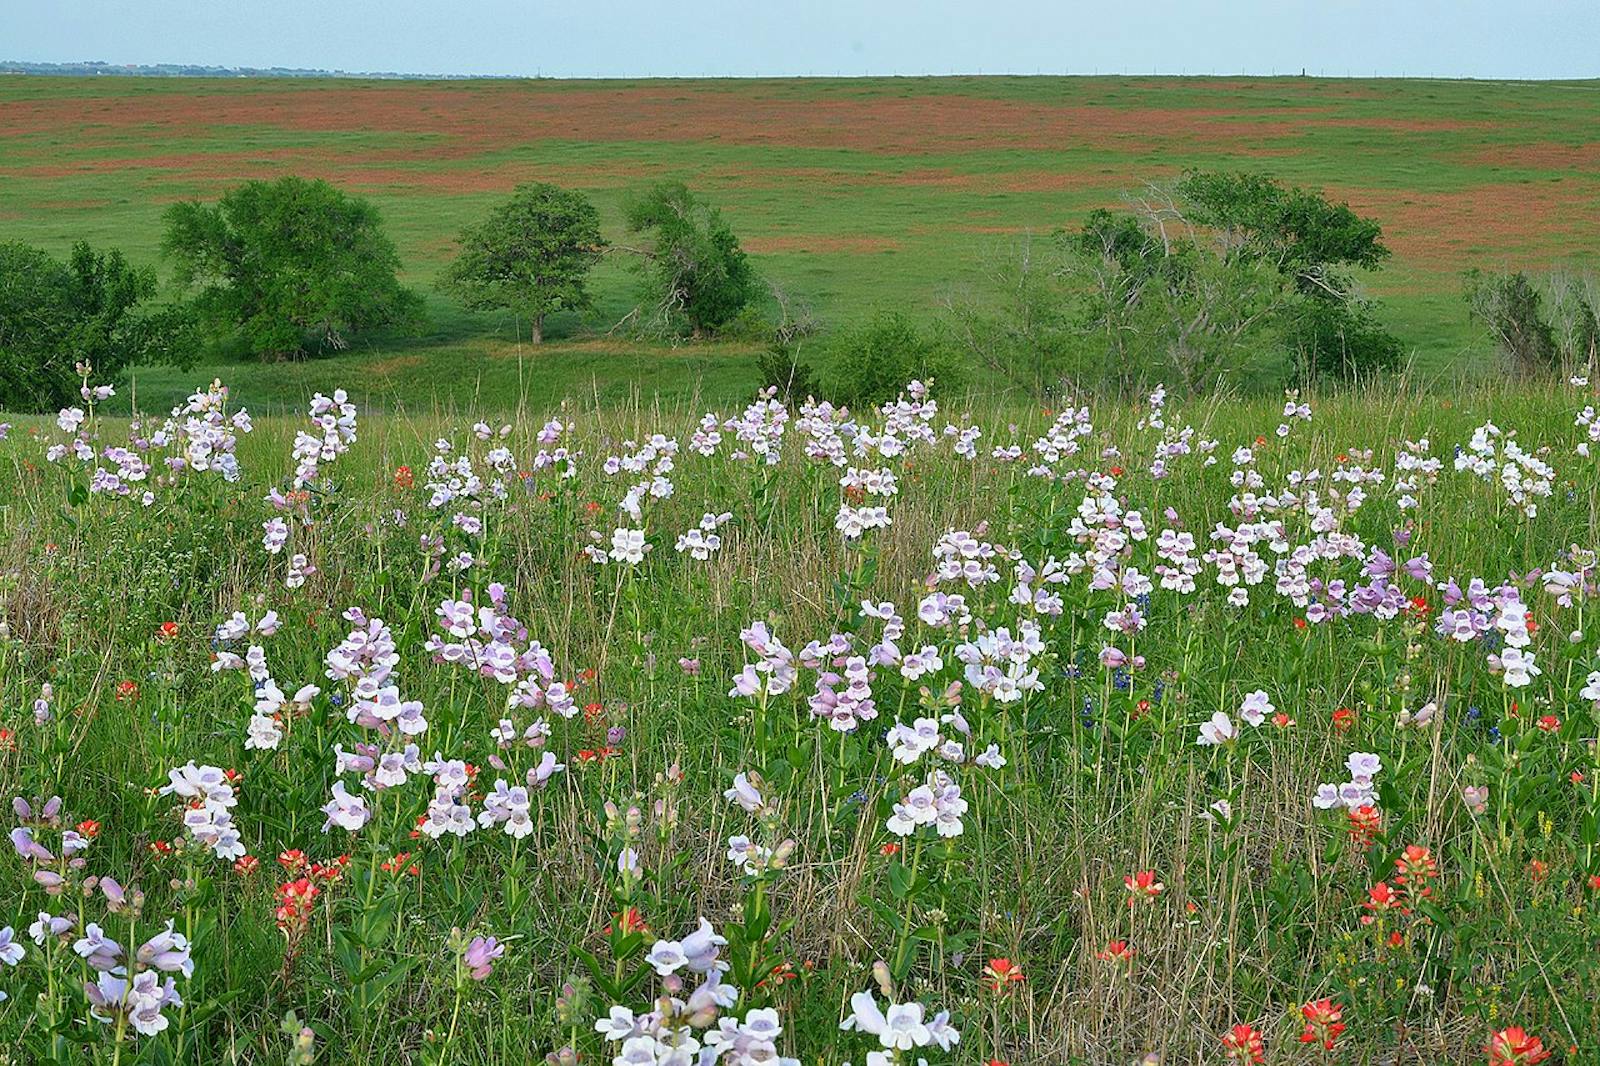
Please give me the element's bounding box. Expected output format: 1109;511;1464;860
3;74;1599;412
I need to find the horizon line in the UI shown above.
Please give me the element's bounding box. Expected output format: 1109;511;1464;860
5;59;1599;84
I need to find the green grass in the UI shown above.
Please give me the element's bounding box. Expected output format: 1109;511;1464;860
0;378;1597;1063
4;74;1600;412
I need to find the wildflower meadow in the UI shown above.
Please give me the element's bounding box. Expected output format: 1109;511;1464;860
1;369;1598;1065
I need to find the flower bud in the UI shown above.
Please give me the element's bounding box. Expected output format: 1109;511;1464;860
871;959;893;997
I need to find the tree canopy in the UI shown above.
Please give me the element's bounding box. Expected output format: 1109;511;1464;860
162;177;424;360
945;171;1402;394
0;240;190;411
441;183;606;344
625;182;757;337
1176;170;1390;300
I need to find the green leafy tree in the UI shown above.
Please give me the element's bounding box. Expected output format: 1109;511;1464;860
1177;170;1390;296
162;176;424;360
1177;170;1400;381
441;183;606;345
0;240;192;411
625;182;757;337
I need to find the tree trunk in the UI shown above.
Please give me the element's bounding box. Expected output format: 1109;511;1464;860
530;316;543;345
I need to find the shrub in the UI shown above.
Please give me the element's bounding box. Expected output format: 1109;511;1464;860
754;342;821;407
821;311;962;408
1285;299;1406;383
1465;268;1599;376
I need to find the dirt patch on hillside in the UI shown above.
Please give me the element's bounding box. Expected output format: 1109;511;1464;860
1302;116;1492;134
1467;141;1600;170
1330;181;1600;265
0;83;1345;157
367;355;426;375
715;165;1146;196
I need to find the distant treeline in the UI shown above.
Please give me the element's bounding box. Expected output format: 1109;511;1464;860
1;170;1592;413
0;60;505;80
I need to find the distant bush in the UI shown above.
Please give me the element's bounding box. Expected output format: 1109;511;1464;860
162;176;424;361
1284;298;1405;382
751;282;821;406
1177;170;1401;384
1465;268;1598;376
822;311;963;408
943;233;1084;397
755;343;820;407
0;240;194;411
947;172;1404;394
625;182;758;338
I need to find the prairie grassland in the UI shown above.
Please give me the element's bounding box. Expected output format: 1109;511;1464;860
0;375;1596;1064
6;74;1600;412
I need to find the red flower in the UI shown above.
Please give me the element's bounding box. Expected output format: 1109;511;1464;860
1124;869;1164;905
1332;707;1355;731
1485;1026;1551;1066
1360;881;1405;924
1096;939;1135;965
982;958;1025;993
380;852;414;874
233;855;259;876
277;849;308;873
756;961;798;989
1536;715;1560;733
114;680;139;703
1393;845;1438;898
1346;805;1382;848
392;465;414;490
76;819;101;839
274;878;320;933
158;621;180;640
1221;1023;1265;1064
604;907;649;936
1299;998;1346;1050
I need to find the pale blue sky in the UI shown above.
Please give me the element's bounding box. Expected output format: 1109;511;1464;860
4;0;1597;79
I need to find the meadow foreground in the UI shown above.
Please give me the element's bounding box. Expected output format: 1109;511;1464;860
0;375;1596;1064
